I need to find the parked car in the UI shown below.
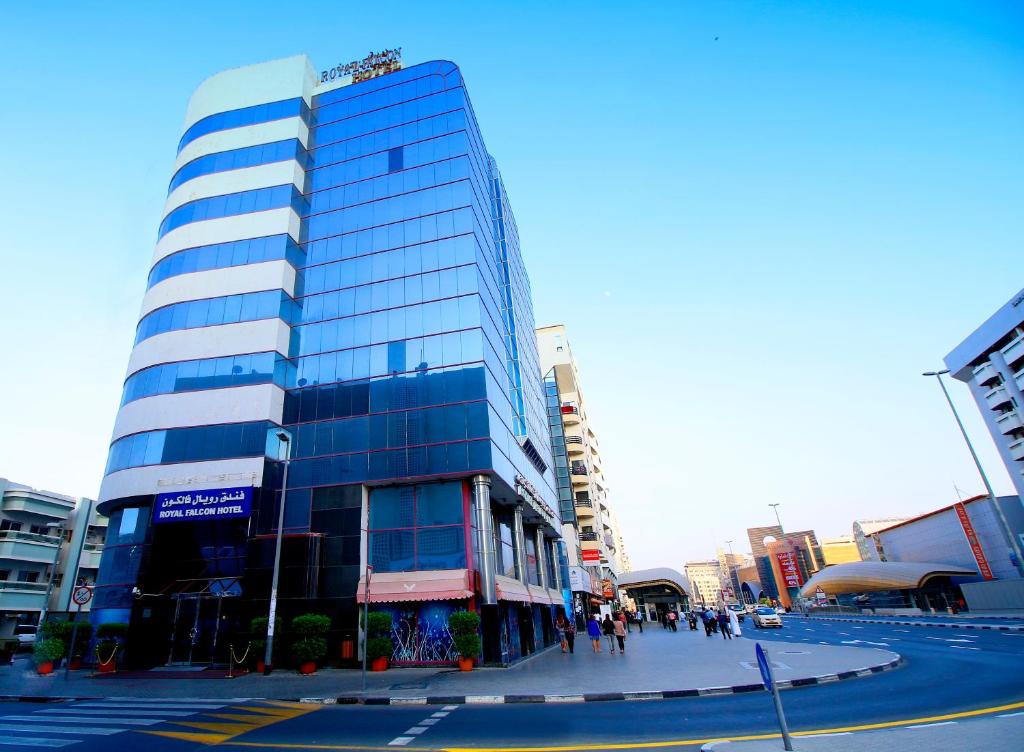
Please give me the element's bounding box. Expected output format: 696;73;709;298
751;607;783;628
14;624;37;650
727;603;746;622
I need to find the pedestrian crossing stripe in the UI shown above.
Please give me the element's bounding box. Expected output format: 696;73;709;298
144;701;319;744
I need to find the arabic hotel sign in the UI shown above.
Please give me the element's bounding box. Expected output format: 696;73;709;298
154;486;253;524
953;502;994;580
775;550;803;589
320;48;402;85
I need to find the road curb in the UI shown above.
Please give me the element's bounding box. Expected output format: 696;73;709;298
297;656;903;705
801;615;1024;631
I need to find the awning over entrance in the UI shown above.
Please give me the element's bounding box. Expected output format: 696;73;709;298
617;567;690;596
494;575;561;606
356;569;473;603
800;561;978;598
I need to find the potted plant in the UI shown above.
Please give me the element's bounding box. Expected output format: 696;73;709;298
365;612;393;671
249;616;282;673
448;610;482;671
33;637;65;675
95;622;128;673
290;614;330;675
63;622;92;670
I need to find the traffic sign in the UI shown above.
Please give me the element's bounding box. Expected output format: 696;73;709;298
815;586;827;602
72;585;93;606
755;641;773;691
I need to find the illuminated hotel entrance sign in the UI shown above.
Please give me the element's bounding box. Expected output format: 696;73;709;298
320;48;402;85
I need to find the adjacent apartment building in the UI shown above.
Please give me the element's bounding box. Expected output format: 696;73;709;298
944;286;1024;501
0;479;105;635
537;325;627;622
93;53;564;667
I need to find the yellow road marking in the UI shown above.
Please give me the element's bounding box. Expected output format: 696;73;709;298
216;698;1024;752
143;700;320;745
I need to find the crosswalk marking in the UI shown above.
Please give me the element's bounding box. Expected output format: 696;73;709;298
38;708;198;717
0;724;123;736
2;715;166;726
78;702;225;710
0;738;78;748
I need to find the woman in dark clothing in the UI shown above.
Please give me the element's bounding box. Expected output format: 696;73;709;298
717;610;733;639
601;615;617;654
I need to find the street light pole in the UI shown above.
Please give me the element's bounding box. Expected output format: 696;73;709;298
768;503;783;530
264;429;292;675
361;565;372;691
923;369;1024;576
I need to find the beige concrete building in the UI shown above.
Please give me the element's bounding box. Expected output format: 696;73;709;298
538;325;628;613
685;560;728;607
821;535;862;565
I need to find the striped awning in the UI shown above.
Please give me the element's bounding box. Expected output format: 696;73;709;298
356;569;473;603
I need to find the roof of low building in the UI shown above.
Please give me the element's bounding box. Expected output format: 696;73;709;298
617;567;690;596
799;561;978;598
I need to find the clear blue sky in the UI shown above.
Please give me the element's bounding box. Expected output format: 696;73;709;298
1;1;1021;569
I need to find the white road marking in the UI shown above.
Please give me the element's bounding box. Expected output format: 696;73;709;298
906;721;957;729
38;709;195;717
404;727;428;735
78;702;223;709
804;732;852;737
2;716;164;726
419;719;440;726
443;705;459;710
997;712;1024;718
430;712;449;718
388;737;414;746
950;645;980;650
896;629;910;633
0;739;76;748
840;640;890;647
0;725;122;736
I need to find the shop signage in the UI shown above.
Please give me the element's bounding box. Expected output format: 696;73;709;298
775;550;803;588
953;502;994;580
602;579;615;598
568;566;590;592
320;48;402;85
581;549;601;563
154;486;253;523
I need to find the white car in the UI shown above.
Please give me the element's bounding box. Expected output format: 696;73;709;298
751;607;783;628
13;625;37;650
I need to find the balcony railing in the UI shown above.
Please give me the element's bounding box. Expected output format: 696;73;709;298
0;580;48;592
574;498;593;508
83;542;103;552
996;410;1023;435
1003;334;1024;367
973;361;999;386
1009;438;1024;462
579;532;599;542
570;463;588;476
565;436;584;446
0;530;61;546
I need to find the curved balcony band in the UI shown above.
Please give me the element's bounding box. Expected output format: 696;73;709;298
120;351;291;406
105;420;277;475
158;185;309;240
134;290;298;345
178;97;310;154
169;139;308;195
147;234;305;289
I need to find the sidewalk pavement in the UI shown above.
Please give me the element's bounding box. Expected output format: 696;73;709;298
702;709;1024;751
0;625;900;703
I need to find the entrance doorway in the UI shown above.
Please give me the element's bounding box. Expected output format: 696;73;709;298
167;595;231;665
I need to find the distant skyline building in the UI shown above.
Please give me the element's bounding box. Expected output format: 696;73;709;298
853;518;908;562
92;53;564;667
944;286;1024;501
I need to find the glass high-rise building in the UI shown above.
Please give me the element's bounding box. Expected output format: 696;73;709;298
93;53;563;666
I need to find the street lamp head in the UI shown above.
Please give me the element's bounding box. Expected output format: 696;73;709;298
922;369;950;377
275;430;291;443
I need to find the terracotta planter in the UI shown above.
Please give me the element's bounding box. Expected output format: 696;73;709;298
298;661;317;675
458;657;474;672
97;657;116;674
370;656;389;672
36;661;54;676
68;657;82;671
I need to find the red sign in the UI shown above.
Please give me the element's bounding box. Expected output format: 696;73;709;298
602;579;614;598
581;549;601;563
775;550;803;588
954;502;994;580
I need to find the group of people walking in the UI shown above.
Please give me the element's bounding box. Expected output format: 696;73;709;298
696;607;739;639
554;612;634;655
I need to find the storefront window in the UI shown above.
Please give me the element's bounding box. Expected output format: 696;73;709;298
369;481;465;572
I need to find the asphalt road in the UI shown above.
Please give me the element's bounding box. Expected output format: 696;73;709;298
3;617;1022;751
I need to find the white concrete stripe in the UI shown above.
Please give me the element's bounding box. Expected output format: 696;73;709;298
0;724;123;736
164;161;304;215
2;716;164;726
37;709;196;717
140;259;296;318
0;738;77;748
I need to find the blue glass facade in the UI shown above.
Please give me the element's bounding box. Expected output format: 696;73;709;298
96;59;559;667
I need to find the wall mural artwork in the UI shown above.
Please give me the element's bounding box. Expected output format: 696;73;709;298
378;601;460;663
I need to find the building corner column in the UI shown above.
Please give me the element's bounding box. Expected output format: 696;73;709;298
512;504;527;583
472;475;497;605
534;527;548;589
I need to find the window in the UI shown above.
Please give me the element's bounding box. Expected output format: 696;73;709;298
388;146;404;173
0;570;9;581
18;571;39;583
368;481;465;572
0;520;21;532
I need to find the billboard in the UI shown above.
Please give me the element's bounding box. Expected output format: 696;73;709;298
953;502;994;580
154;486;253;524
775;550;803;588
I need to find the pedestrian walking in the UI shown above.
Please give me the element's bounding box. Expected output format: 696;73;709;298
701;610;713;636
667;610;678;632
612;613;627;654
687;611;698;631
704;607;718;633
555;614;570;653
586;615;602;653
728;607;742;638
620;611;631;634
565;617;576;653
602;614;617;654
717;610;732;640
636;611;644;633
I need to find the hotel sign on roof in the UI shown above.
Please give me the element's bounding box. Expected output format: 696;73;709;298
320;48;402;85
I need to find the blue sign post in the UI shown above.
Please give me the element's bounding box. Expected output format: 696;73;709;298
755;642;793;751
154;486;253;524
